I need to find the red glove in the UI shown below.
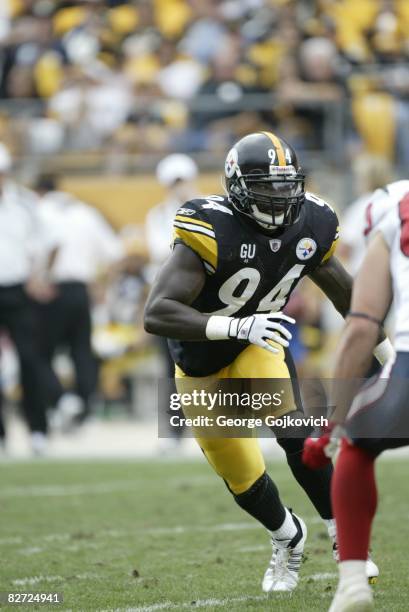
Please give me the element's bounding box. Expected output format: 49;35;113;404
302;423;342;469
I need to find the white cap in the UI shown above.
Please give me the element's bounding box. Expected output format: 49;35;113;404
156;154;198;187
0;143;12;173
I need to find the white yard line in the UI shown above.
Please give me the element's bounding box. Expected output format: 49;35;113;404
43;533;73;542
6;518;330;557
0;536;23;545
3;522;262;551
18;546;44;556
107;573;338;612
0;481;141;498
306;572;337;581
10;571;336;611
109;576;337;612
0;477;214;498
237;545;268;553
12;575;64;586
4;521;264;561
12;573;98;586
146;522;260;536
108;595;268;612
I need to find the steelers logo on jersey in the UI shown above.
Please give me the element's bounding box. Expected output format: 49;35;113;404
296;237;317;260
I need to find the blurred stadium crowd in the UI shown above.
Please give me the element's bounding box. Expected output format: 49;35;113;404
1;0;409;164
0;0;407;455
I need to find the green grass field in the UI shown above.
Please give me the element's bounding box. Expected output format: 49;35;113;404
0;456;408;611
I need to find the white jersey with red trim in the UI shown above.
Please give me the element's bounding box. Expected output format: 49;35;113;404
364;180;409;241
340;181;409;275
377;181;409;351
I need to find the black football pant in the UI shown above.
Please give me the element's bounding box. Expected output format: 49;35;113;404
0;284;48;434
37;282;97;415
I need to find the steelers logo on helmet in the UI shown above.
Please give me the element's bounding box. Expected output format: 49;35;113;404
296;238;317;260
225;147;239;178
224;132;305;232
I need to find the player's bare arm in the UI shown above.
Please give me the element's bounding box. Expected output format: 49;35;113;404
335;233;392;379
331;233;393;420
144;243;208;340
309;252;390;353
309;254;352;318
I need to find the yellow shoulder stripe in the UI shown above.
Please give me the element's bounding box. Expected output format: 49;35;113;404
262;131;286;166
321;230;339;263
173;227;217;271
174;215;213;230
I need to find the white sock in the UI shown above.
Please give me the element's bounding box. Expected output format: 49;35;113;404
324;518;337;541
338;560;367;587
270;508;298;543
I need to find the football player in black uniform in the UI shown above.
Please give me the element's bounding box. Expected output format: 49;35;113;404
144;132;387;592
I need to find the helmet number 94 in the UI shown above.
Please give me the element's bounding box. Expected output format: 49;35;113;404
268;148;276;163
210;264;305;316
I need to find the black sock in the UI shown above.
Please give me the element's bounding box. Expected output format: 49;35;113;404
278;438;333;520
233;471;286;531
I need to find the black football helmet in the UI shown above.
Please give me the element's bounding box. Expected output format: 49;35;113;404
224;132;305;230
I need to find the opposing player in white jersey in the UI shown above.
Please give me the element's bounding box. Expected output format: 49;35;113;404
315;183;409;612
302;181;406;469
362;179;409;244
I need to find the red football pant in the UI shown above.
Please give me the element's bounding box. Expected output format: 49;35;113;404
331;439;378;561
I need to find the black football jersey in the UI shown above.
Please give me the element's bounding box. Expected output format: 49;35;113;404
169;193;339;376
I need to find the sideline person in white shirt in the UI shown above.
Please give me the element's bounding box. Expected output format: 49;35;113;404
145;154;199;279
33;175;125;427
0;144;56;454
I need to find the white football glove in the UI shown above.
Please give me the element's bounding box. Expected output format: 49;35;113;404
206;313;295;354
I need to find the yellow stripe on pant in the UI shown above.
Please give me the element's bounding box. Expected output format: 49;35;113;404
175;343;296;494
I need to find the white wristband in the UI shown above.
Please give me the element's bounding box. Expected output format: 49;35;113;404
205;316;233;340
373;338;395;365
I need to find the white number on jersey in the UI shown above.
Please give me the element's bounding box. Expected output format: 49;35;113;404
201;195;233;215
257;264;305;312
306;192;335;214
209;264;305;316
